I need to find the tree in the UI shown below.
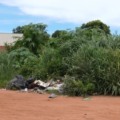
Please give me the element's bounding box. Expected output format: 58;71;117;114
52;30;73;40
12;26;24;33
52;30;67;38
11;23;50;55
81;20;111;34
50;30;74;48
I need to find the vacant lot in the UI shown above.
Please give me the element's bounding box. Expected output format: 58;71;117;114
0;90;119;120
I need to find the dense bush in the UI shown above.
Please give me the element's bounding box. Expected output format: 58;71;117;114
67;43;120;95
32;47;64;80
8;47;36;69
1;21;120;95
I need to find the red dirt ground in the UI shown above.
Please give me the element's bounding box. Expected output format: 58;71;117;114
0;90;119;120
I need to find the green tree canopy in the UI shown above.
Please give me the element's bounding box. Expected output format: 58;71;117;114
52;30;68;38
52;30;73;40
81;20;111;34
11;23;50;55
13;26;24;33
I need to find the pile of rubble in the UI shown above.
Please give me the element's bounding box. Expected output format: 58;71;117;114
6;75;64;94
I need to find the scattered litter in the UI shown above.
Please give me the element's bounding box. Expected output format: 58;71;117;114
33;80;52;88
6;75;26;90
83;97;91;101
20;88;28;92
6;75;64;95
48;93;57;98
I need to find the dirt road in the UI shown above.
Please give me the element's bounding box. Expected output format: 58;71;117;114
0;90;119;120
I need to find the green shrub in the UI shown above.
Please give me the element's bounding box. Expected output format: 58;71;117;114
63;76;95;96
69;44;120;95
19;55;38;77
32;47;64;80
0;52;18;87
8;47;36;69
5;47;38;78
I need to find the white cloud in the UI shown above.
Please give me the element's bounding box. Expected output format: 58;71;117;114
0;0;120;26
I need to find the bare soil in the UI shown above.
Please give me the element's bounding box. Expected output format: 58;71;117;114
0;90;120;120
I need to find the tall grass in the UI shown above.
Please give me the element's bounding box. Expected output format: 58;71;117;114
33;47;63;80
63;32;120;95
0;52;17;88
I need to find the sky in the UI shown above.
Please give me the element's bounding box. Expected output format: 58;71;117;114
0;0;120;34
